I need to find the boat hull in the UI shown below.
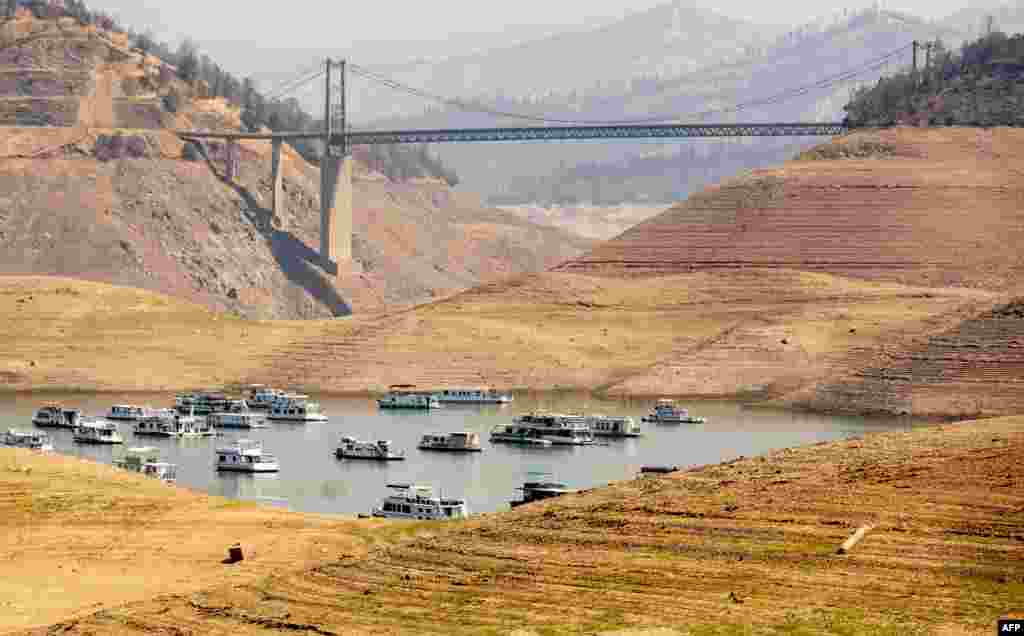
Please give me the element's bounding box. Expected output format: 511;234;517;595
418;445;483;452
215;464;279;472
641;416;705;424
490;436;552;447
593;431;643;438
73;437;124;444
335;450;405;461
377;403;438;410
267;415;328;422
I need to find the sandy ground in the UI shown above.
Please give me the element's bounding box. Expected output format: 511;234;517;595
3;416;1021;634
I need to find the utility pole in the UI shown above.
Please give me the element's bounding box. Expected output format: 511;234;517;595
912;40;918;74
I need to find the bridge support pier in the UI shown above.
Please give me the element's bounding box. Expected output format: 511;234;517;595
319;153;352;273
270;138;284;222
225;140;238;182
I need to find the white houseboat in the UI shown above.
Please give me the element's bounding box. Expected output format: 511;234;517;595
72;418;124;444
586;414;642;438
641;399;706;424
335;437;405;460
114;447;177;483
511;474;576;508
208;411;267;429
377;385;440;410
267;395;328;422
134;412;215;438
3;429;54;452
245;385;287;410
175;391;233;415
372;484;468;520
418;431;483;452
489;424;553;447
31;405;81;429
433;387;513;404
512;412;595;445
215;439;279;472
106;405;155;421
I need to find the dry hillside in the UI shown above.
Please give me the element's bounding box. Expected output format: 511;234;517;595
0;11;591;319
4;416;1022;634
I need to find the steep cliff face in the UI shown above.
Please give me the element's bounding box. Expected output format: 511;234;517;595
0;13;591;319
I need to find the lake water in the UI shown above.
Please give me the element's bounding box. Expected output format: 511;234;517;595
0;392;919;516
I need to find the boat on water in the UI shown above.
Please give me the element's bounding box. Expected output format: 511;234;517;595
134;411;215;438
641;399;706;424
377;385;440;410
113;446;177;483
208;411;267;429
335;437;405;460
106;404;157;421
418;431;483;452
433;387;513;404
511;473;576;508
245;385;287;410
512;412;595;445
31;405;81;429
372;483;468;520
267;394;328;422
489;424;553;447
174;391;236;415
215;439;279;472
72;418;123;444
3;429;53;451
586;414;642;438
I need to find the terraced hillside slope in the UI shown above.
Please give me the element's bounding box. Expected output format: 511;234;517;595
0;12;590;319
7;416;1022;634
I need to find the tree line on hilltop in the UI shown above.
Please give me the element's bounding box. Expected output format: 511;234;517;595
1;0;458;185
844;30;1024;127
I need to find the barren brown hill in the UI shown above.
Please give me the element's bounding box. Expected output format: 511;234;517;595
559;127;1024;291
0;12;591;319
5;416;1022;634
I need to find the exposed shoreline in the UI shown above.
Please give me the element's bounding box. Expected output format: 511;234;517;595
3;414;1021;634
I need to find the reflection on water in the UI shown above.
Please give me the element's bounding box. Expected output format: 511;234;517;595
0;391;918;515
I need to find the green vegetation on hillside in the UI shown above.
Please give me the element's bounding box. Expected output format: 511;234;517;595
1;0;458;185
845;31;1024;127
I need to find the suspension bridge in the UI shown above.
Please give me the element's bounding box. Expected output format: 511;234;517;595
175;43;915;273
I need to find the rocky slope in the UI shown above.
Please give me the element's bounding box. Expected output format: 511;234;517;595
0;12;591;319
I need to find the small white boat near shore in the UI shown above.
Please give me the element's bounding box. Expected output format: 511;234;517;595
215;439;279;472
418;431;482;452
372;484;468;520
3;429;54;452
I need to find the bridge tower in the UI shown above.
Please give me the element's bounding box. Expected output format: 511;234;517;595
319;58;353;273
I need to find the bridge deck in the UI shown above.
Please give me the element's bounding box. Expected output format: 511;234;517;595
176;122;847;145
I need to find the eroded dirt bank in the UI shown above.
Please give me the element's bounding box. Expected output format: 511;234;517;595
4;416;1022;635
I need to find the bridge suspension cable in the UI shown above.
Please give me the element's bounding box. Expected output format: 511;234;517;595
264;65;326;102
348;43;912;126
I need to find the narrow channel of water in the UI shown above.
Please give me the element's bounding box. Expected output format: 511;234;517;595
0;392;920;515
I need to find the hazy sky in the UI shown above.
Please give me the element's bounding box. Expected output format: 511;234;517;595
93;0;982;48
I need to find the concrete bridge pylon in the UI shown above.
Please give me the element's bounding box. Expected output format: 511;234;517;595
319;153;352;272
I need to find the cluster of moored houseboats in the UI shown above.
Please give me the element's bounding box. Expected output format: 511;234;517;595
5;384;705;521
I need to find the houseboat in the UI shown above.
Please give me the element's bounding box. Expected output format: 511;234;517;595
3;429;53;452
512;412;595;445
215;439;279;472
433;387;513;404
31;405;81;429
106;405;155;421
418;431;483;452
511;475;576;508
113;447;177;483
586;414;642;438
174;391;232;415
641;399;706;424
377;385;440;409
489;424;553;447
134;412;214;438
208;411;267;429
335;437;405;460
372;484;468;520
245;385;287;410
267;395;328;422
72;418;124;444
